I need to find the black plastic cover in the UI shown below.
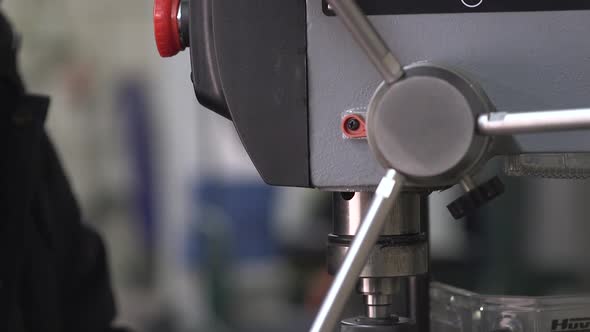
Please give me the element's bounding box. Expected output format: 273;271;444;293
190;0;310;187
189;0;231;119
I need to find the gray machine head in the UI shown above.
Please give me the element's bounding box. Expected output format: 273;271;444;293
154;0;590;190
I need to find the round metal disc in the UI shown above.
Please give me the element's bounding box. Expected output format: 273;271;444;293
367;65;492;185
340;316;412;332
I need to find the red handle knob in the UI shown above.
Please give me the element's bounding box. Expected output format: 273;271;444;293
153;0;182;57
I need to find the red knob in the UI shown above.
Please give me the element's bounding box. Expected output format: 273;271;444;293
154;0;182;57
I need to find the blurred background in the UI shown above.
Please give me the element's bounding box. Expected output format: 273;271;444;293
3;1;590;331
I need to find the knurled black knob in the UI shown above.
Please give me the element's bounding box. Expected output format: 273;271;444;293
447;176;505;219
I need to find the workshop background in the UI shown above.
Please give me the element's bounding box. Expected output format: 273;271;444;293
3;1;590;331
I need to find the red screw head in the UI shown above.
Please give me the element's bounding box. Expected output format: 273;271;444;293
342;114;367;138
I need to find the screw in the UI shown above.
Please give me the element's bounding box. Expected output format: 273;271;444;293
346;117;361;131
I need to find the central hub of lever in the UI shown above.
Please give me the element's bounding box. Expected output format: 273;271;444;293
367;65;494;186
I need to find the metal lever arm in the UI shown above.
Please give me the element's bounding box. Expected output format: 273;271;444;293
478;108;590;136
310;169;406;332
326;0;404;84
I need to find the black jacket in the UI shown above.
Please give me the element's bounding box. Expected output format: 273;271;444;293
0;11;124;332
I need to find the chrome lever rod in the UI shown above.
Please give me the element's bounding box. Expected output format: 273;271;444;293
310;169;406;332
478;108;590;135
326;0;404;84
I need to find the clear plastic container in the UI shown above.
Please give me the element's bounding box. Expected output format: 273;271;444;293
430;282;590;332
504;154;590;179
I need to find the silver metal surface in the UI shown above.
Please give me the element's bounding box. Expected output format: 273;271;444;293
358;278;401;295
177;0;189;48
366;305;393;319
365;294;393;305
176;2;182;33
365;294;394;318
460;176;477;192
326;0;403;84
333;192;421;236
330;193;423;329
478;109;590;136
327;240;429;277
310;169;405;332
359;279;399;318
341;317;412;332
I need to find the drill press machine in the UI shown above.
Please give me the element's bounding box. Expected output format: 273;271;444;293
153;0;590;331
